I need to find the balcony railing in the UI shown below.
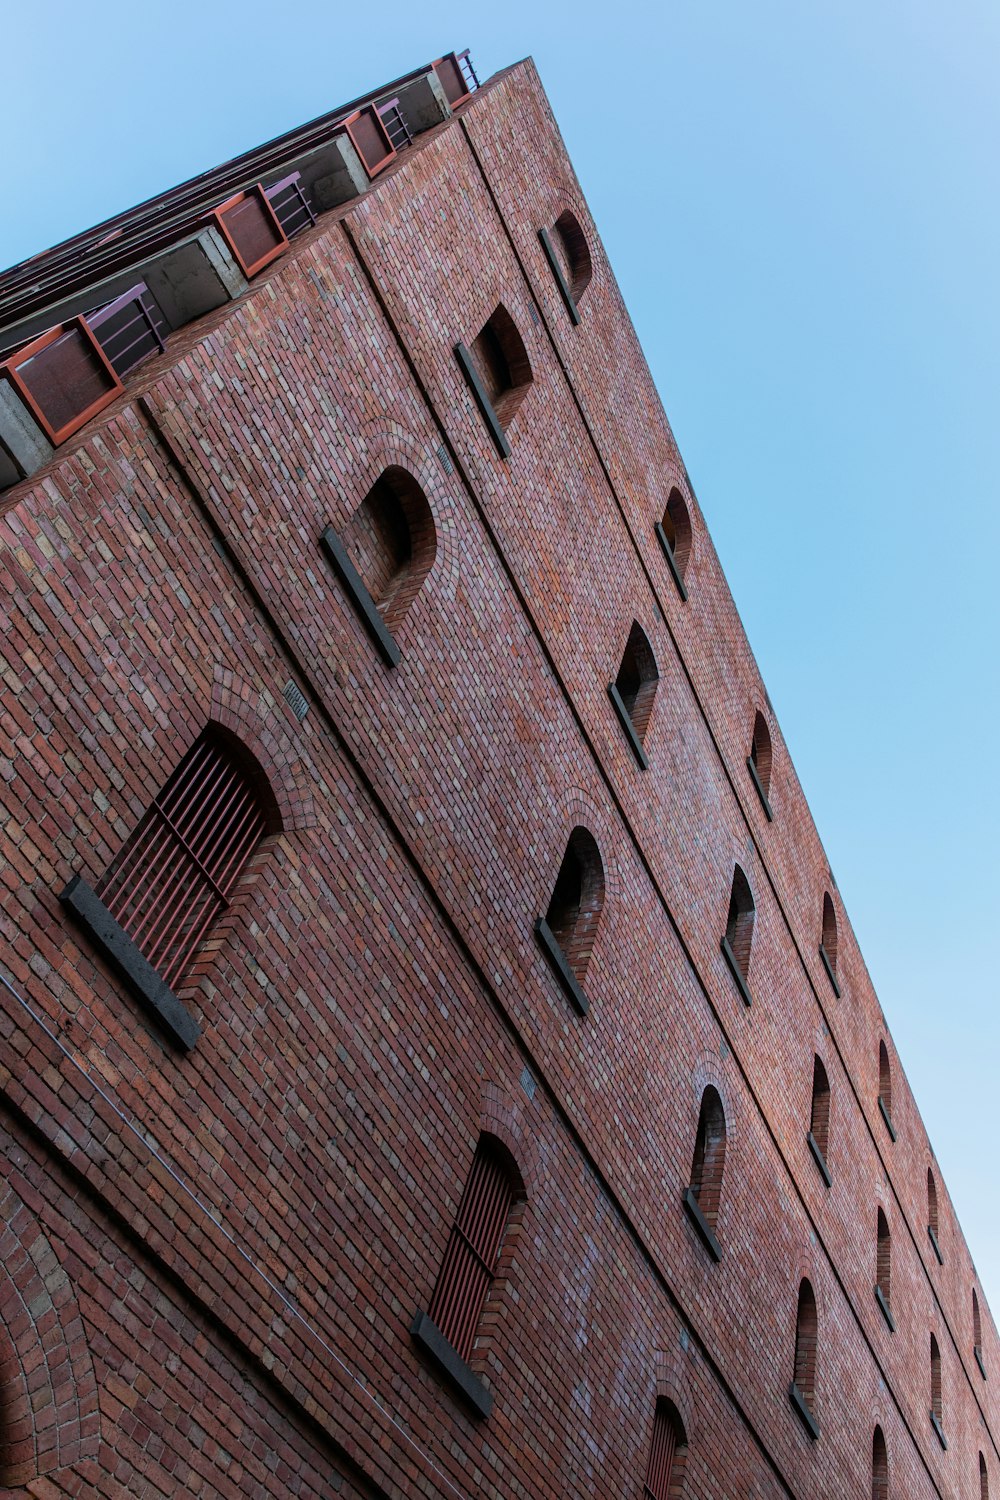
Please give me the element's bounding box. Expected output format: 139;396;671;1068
86;283;168;377
341;104;396;177
377;97;413;153
433;50;479;108
264;172;317;240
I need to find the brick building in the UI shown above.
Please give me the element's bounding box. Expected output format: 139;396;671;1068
0;48;995;1499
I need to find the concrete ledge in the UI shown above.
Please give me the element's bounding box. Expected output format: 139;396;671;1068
720;935;753;1009
654;521;688;602
875;1284;896;1333
0;379;54;489
746;756;773;821
59;875;200;1051
607;682;649;769
819;943;841;998
538;227;580;326
789;1382;819;1441
534;917;589;1017
682;1187;722;1263
806;1131;832;1188
320;525;401;668
410;1310;492;1419
455;342;510;458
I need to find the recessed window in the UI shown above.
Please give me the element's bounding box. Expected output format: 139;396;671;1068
876;1210;894;1330
982;1452;990;1500
927;1168;943;1263
411;1134;524;1420
807;1055;832;1186
608;621;658;768
878;1042;896;1140
720;865;755;1007
535;826;605;1016
872;1425;889;1500
746;711;773;819
538;209;592;324
790;1279;819;1439
643;1397;688;1499
655;487;692;600
455;305;532;457
321;467;436;667
60;728;279;1050
974;1289;986;1378
683;1086;726;1261
930;1334;946;1448
819;892;840;996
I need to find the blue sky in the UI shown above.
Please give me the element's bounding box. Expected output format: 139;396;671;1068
3;1;997;1315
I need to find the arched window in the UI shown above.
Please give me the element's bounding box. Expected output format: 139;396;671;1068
684;1086;726;1261
790;1279;819;1438
927;1169;942;1262
643;1397;688;1499
539;209;592;324
608;621;659;767
413;1134;524;1419
974;1289;986;1378
982;1452;990;1500
872;1425;889;1500
747;711;773;819
656;486;693;600
535;826;605;1015
819;892;840;995
62;727;278;1049
807;1056;832;1186
878;1042;896;1140
721;865;755;1006
456;304;532;457
930;1333;946;1448
323;467;436;666
876;1210;894;1330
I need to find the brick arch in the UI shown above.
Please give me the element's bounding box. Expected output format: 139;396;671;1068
652;1347;695;1442
690;1050;741;1150
552;785;624;904
479;1081;542;1202
350;418;463;603
0;1183;99;1486
210;669;316;831
547;189;601;298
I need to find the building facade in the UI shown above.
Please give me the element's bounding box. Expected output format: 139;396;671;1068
0;50;995;1499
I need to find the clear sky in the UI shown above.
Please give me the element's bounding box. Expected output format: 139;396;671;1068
3;1;997;1313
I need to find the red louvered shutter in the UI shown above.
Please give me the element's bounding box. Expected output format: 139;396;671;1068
427;1142;516;1361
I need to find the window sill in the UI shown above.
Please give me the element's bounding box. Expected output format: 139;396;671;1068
818;943;841;998
534;917;589;1016
455;341;511;459
806;1132;832;1189
746;756;773;821
410;1310;492;1419
878;1096;897;1142
789;1382;819;1441
654;522;688;601
875;1285;896;1332
319;525;401;668
682;1187;722;1262
538;227;581;326
720;934;753;1008
607;682;649;769
59;875;200;1050
975;1346;987;1380
930;1411;947;1451
928;1225;944;1266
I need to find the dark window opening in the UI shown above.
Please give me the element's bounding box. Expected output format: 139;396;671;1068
552;210;592;304
982;1452;990;1500
876;1210;894;1329
872;1425;888;1500
974;1289;986;1378
340;468;436;633
878;1042;895;1138
930;1334;945;1445
661;488;692;578
721;865;755;1004
469;305;532;430
643;1397;687;1500
820;891;839;993
689;1087;727;1233
808;1056;831;1183
790;1279;819;1437
927;1168;943;1263
747;711;773;817
544;827;605;983
609;620;659;762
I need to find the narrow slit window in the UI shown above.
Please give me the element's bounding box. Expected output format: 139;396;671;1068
927;1169;943;1262
721;865;755;1005
413;1135;524;1417
457;304;533;455
657;487;693;598
974;1289;985;1377
790;1279;819;1437
876;1210;894;1329
685;1086;726;1259
747;711;773;817
808;1056;831;1183
878;1042;895;1138
930;1333;946;1446
820;892;839;994
535;827;605;1015
552;210;592;303
872;1425;889;1500
982;1452;990;1500
94;729;276;991
643;1397;687;1500
609;621;659;765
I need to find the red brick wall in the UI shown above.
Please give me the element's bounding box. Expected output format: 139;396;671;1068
0;59;994;1498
